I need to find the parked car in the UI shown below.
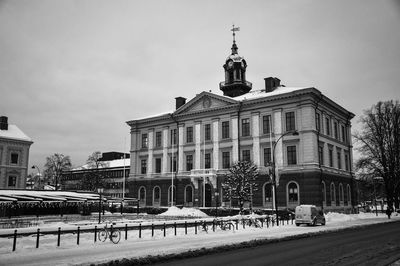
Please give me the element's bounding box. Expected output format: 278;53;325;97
295;205;325;226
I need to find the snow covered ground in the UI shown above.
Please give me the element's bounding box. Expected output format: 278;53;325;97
0;208;399;266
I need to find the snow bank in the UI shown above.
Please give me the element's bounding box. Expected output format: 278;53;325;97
158;206;208;217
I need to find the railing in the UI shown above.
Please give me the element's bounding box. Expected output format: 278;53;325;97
219;80;252;88
190;169;217;177
1;215;295;252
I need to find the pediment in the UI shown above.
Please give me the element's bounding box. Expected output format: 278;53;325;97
174;91;237;115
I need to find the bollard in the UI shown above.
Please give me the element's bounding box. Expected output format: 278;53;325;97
77;226;80;245
36;229;40;248
163;223;166;237
12;229;17;251
195;221;197;234
125;224;128;240
139;224;142;238
94;226;97;242
185;221;187;235
57;227;61;247
151;224;154;237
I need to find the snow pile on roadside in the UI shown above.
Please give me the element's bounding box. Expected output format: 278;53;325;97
325;211;387;222
158;206;208;217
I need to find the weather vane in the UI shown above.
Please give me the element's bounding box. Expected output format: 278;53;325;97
231;24;240;43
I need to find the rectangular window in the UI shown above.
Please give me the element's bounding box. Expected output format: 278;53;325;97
186;154;193;171
155;158;162;173
170;155;177;172
222;152;230;169
334;122;338;139
286;112;296;131
318;146;324;165
263;148;272;166
186;127;193;143
242;150;251;162
141;134;148;148
205;153;211;169
337;152;342;169
155;131;162;147
341;126;346;142
287;146;297;165
329;149;333;167
141;159;147;174
262;115;271;134
241;118;250;136
10;153;19;165
222;121;230;139
8;176;17;187
205;124;211;141
316;113;321;132
326;118;331;136
345;153;349;171
171;129;177;145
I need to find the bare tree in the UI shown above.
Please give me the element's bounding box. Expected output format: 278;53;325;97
44;153;72;190
80;151;108;191
222;161;259;214
354;100;400;209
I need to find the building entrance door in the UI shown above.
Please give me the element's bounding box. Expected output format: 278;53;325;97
205;184;212;207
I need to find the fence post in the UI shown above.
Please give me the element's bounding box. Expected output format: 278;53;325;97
185;221;187;235
195;221;197;234
163;223;166;237
36;229;40;248
77;226;80;245
57;227;61;247
94;226;97;242
267;217;269;228
151;224;154;237
12;229;17;251
139;224;142;238
261;218;264;228
174;222;177;236
243;219;245;229
236;220;238;230
125;224;128;240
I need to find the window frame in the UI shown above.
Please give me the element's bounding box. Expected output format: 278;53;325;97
285;111;296;132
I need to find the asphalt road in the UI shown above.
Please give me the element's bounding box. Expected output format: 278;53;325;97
152;220;400;266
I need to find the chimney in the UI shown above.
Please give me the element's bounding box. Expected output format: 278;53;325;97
175;97;186;110
264;77;281;93
0;116;8;130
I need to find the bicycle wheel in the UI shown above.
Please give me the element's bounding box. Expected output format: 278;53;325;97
110;229;121;244
98;230;107;242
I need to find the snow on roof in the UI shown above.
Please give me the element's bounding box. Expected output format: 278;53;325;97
0;190;100;202
134;112;172;121
73;158;130;171
0;124;32;142
232;86;308;101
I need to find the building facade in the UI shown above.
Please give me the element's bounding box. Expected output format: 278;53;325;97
126;37;355;212
0;116;33;189
61;152;130;199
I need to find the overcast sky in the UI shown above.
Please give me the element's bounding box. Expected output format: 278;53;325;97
1;0;399;172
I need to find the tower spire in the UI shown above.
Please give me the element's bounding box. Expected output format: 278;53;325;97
231;24;240;55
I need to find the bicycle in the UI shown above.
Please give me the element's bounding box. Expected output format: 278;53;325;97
213;219;235;231
98;222;121;244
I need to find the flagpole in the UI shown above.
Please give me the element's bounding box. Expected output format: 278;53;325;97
123;137;126;200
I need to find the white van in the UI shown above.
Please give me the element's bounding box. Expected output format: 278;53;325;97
295;205;325;226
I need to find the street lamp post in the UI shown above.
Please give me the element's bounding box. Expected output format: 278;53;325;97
31;165;41;190
97;187;104;224
272;130;299;226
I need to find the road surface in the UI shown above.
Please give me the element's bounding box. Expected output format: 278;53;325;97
152;221;400;266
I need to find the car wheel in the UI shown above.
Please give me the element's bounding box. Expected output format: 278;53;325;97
295;223;300;226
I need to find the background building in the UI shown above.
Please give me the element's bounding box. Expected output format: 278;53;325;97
126;35;355;212
61;152;130;199
0;116;33;189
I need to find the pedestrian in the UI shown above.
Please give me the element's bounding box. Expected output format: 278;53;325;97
386;206;392;219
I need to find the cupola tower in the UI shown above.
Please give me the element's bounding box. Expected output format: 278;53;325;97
219;25;252;97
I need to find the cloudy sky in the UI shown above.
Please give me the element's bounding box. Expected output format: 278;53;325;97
1;0;399;171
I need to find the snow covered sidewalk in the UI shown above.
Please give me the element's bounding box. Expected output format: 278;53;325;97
0;211;399;266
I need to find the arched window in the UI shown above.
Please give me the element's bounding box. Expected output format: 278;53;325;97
184;185;193;206
322;181;326;206
138;186;146;206
347;184;351;205
263;183;273;206
287;182;299;205
330;183;336;205
168;185;176;206
339;183;344;205
153;186;161;206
